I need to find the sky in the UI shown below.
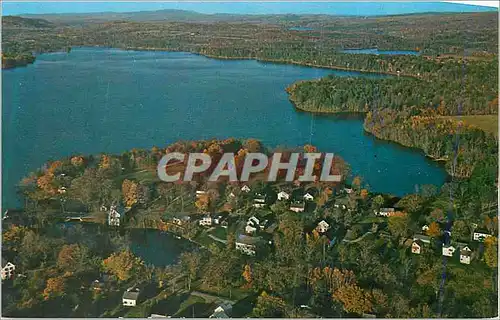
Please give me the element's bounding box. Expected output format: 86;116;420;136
1;1;498;16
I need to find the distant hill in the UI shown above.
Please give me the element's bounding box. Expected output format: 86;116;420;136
2;16;55;28
19;9;364;26
20;9;261;25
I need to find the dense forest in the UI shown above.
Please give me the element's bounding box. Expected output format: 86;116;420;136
287;75;498;178
2;138;498;318
2;11;498;68
1;52;36;69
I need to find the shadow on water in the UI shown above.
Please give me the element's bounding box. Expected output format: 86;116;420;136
128;229;195;267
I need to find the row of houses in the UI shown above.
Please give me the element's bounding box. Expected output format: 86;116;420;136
253;191;314;212
410;228;494;264
374;207;407;217
198;213;229;227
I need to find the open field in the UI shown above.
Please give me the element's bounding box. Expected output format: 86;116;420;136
442;115;498;137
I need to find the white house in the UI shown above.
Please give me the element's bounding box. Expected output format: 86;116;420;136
236;235;261;255
1;260;15;280
442;245;456;257
473;231;492;242
245;216;260;234
290;201;305;213
316;220;330;233
241;185;251;193
108;205;121;227
196;190;207;198
248;216;260;226
303;193;314;201
277;191;290;201
411;241;422;254
236;242;256;255
199;216;213;226
459;246;472;265
148;314;168;318
253;194;266;208
122;287;140;307
375;208;395;217
210;302;233;318
245;225;257;234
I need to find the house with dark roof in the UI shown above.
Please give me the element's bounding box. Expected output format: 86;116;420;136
236;234;265;256
122;287;141;307
473;230;492;242
290;201;305;213
209;302;233;318
253;193;266;208
1;259;15;280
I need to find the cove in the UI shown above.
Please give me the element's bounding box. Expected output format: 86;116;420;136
57;222;193;266
2;47;446;208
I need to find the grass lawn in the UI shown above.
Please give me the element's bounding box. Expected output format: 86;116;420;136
441;115;498;137
118;169;160;184
358;216;385;224
174;295;213;317
196;283;252;301
194;231;225;248
210;226;228;240
232;292;259;317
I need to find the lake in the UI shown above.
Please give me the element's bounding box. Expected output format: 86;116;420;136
342;48;420;55
2;47;446;208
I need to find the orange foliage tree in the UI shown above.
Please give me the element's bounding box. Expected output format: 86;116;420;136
43;276;67;300
426;222;441;237
122;179;139;207
102;250;144;281
333;284;373;315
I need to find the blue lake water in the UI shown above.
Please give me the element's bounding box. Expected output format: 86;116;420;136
2;47;446;208
289;26;314;31
342;48;421;55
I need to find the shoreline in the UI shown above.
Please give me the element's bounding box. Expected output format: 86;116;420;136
3;45;418;79
287;92;452;174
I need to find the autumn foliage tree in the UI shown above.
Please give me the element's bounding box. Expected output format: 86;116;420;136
57;244;91;273
102;250;144;281
242;264;252;287
43;276;67;300
483;236;498;268
122;179;139;207
333;283;373;315
426;222;441;238
252;291;289;318
2;225;28;252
